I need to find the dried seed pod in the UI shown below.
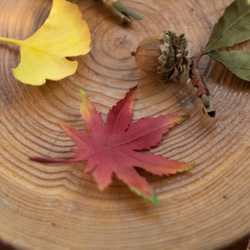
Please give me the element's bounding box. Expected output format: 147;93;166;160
131;30;189;83
101;0;143;24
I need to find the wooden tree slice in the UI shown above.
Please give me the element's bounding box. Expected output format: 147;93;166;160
0;0;249;249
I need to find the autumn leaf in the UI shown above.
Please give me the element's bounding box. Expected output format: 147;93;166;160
208;50;250;81
205;0;250;81
205;0;250;52
0;0;91;85
30;86;194;204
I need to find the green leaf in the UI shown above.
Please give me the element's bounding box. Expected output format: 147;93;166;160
208;50;250;81
205;0;250;52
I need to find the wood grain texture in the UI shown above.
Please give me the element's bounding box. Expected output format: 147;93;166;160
0;0;249;249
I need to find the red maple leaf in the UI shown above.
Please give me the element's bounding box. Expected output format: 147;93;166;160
30;86;194;204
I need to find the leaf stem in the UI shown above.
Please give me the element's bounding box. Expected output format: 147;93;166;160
0;37;22;47
191;50;206;69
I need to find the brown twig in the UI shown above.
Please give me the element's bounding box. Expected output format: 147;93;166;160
189;50;215;117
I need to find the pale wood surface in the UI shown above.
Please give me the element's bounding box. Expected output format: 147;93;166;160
0;0;249;249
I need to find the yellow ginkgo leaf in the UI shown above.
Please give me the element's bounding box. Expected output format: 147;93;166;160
0;0;91;85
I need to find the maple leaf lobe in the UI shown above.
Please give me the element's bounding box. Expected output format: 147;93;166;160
80;90;94;120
